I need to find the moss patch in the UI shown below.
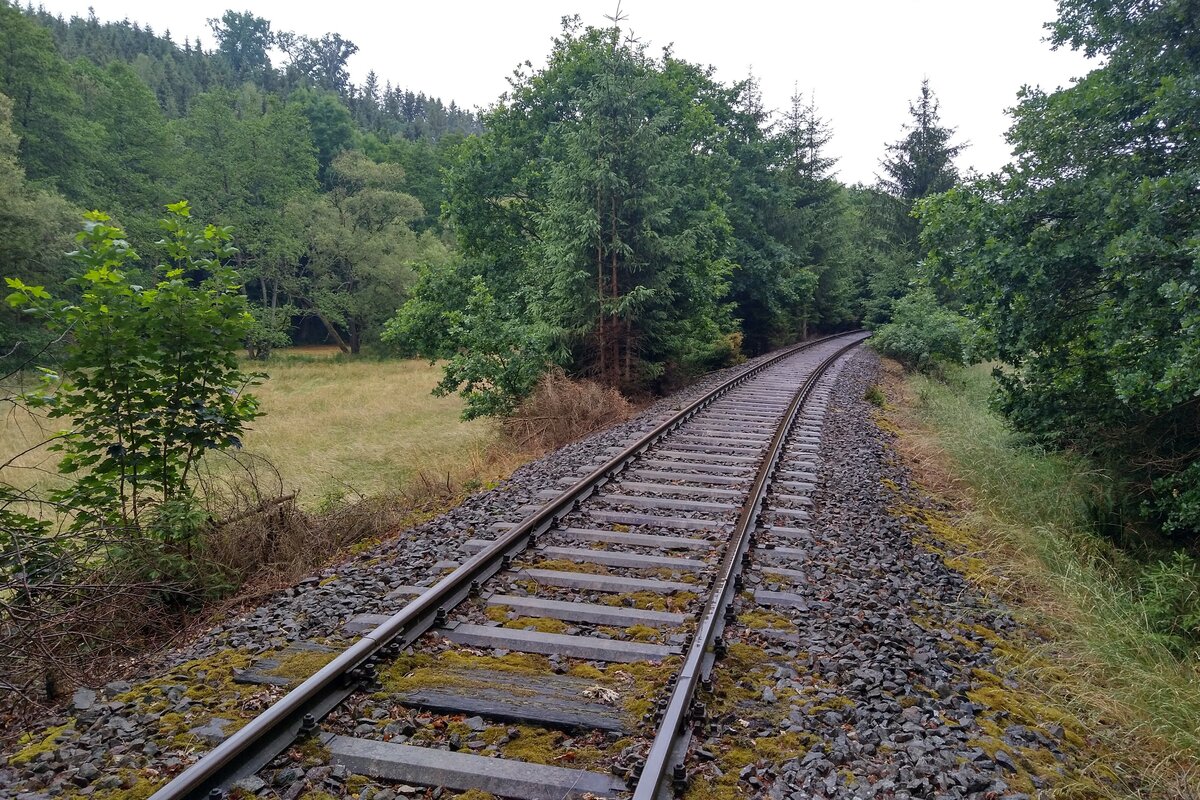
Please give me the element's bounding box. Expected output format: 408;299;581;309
502;616;570;633
9;721;75;766
60;770;163;800
263;649;339;686
380;649;553;696
624;624;661;642
599;590;697;613
499;725;612;769
737;609;797;631
529;558;610;575
111;649;260;751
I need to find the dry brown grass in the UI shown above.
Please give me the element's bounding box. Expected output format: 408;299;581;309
502;368;635;453
878;359;1200;799
240;356;524;507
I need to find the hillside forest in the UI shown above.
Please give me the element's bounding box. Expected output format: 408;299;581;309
1;0;1198;712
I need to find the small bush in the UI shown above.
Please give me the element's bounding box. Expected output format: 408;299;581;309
502;368;634;452
870;290;975;373
864;384;886;407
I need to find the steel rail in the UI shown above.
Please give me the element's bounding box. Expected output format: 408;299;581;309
149;332;862;800
631;333;867;800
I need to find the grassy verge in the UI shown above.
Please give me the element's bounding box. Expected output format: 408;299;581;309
880;360;1200;797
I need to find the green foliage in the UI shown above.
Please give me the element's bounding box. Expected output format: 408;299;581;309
1136;551;1200;655
289;88;354;184
723;86;850;350
0;90;78;360
865;80;966;325
6;203;261;543
918;0;1200;539
432;19;751;402
432;278;551;419
286;151;448;354
0;2;92;194
208;11;274;85
0;487;56;584
909;363;1200;762
869;290;975;373
879;80;964;204
380;259;474;359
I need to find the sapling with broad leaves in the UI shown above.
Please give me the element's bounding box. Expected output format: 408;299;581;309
5;201;262;563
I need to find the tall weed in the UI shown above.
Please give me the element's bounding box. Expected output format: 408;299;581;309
898;363;1200;791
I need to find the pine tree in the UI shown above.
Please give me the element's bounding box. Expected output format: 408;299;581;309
879;79;964;203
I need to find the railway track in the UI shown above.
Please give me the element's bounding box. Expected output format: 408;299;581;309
151;331;868;800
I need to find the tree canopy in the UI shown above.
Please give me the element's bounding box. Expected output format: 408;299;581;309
386;19;870;416
919;0;1200;540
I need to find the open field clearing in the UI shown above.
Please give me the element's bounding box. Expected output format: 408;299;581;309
0;392;64;496
1;355;521;511
241;355;516;507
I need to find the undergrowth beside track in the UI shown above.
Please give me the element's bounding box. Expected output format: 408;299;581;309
880;360;1200;798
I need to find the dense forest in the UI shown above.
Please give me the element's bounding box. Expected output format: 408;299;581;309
0;2;479;361
0;2;959;385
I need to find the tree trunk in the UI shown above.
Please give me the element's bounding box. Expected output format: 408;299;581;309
624;317;632;383
316;312;351;353
610;195;620;386
596;185;605;380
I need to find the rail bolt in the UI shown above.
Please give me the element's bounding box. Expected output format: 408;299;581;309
714;636;728;658
672;764;688;792
299;713;317;737
435;607;448;625
470;580;481;596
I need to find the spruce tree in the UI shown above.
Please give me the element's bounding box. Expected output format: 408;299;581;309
879;79;965;203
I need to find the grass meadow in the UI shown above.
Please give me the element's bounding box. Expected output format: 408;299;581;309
241;353;513;507
1;350;521;512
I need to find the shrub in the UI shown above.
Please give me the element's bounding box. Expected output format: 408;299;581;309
502;368;634;452
869;290;975;373
429;277;553;420
1;203;267;706
1137;551;1200;655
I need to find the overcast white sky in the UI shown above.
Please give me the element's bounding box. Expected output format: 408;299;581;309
38;0;1096;185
